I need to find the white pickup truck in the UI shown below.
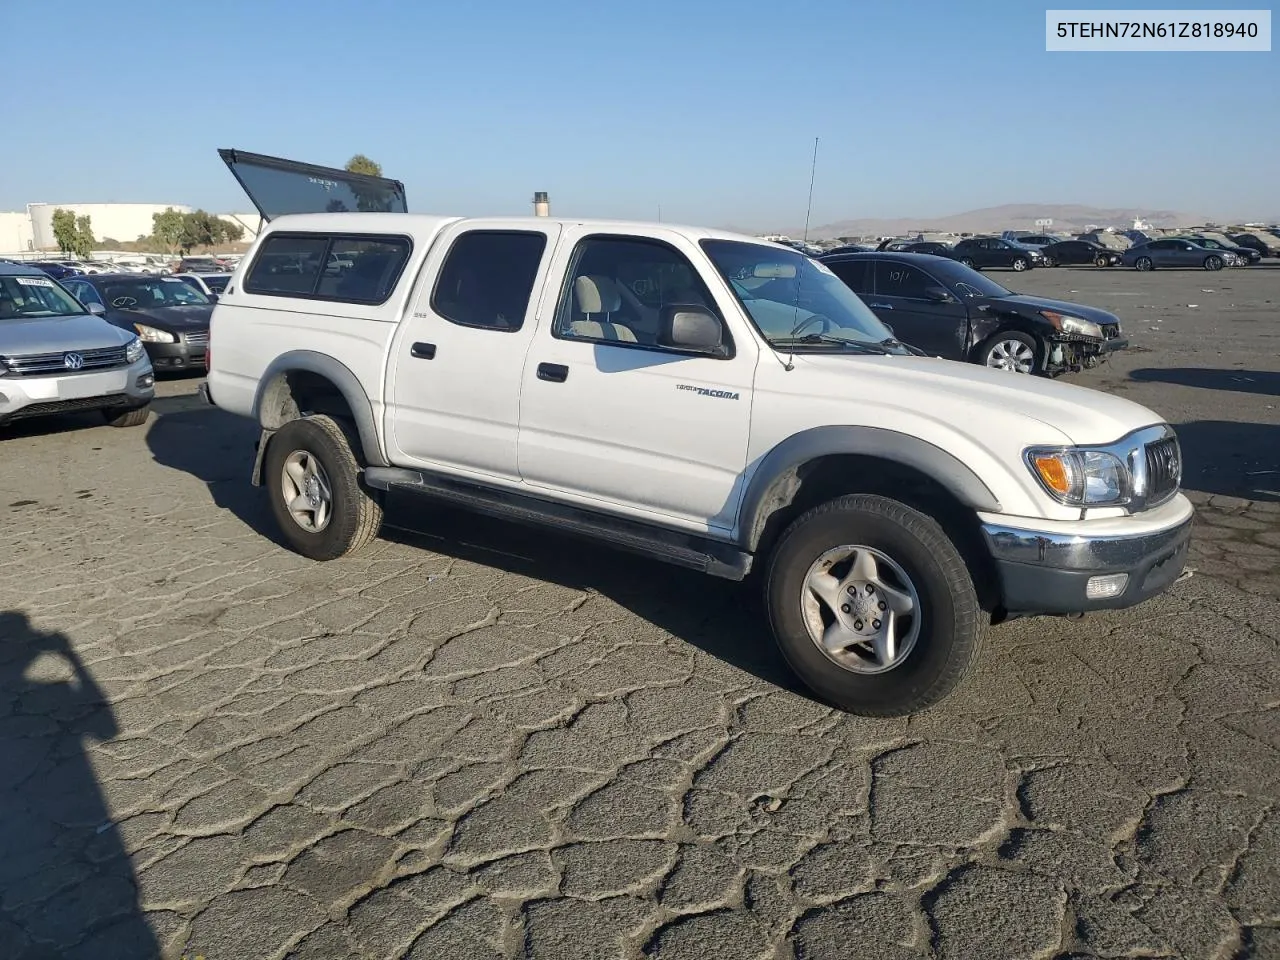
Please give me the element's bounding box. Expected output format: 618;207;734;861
203;153;1192;715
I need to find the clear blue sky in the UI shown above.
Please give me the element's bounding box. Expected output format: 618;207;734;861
3;0;1276;228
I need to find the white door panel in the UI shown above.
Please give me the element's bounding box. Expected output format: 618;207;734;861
385;222;561;480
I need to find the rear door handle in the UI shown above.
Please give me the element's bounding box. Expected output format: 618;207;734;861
868;302;893;310
410;342;436;360
536;362;568;383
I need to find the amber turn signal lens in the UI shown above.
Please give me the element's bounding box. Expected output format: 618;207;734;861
1031;454;1071;496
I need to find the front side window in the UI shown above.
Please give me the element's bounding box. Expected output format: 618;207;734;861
873;260;936;300
66;279;104;306
702;239;900;350
430;231;547;331
555;236;720;347
0;275;88;320
99;277;212;308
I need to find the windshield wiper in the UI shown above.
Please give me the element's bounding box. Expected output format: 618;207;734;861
770;334;892;354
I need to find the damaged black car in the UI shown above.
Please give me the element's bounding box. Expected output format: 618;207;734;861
817;251;1128;376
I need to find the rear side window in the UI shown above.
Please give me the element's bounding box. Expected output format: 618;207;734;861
244;232;411;304
430;231;547;331
826;259;870;294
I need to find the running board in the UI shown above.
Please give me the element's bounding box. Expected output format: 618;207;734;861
363;467;753;581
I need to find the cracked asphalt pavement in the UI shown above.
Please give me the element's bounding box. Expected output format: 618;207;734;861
1;267;1278;959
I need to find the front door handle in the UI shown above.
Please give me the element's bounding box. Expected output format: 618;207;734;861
868;302;893;310
536;362;568;383
410;342;436;360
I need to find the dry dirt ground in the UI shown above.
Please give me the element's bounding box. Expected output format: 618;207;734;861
1;264;1278;959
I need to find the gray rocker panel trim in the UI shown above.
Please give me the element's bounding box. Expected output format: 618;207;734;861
251;350;388;467
738;425;1003;550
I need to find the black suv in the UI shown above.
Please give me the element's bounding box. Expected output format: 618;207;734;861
950;237;1043;271
818;251;1127;375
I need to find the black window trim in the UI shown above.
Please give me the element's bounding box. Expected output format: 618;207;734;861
243;230;414;306
427;228;550;333
551;233;736;360
871;256;947;303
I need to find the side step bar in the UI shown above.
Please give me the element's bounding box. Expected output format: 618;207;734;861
363;467;753;581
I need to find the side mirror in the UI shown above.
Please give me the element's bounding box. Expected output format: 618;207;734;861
658;304;727;356
86;302;106;316
923;285;953;303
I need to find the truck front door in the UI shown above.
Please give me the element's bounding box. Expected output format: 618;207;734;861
517;228;758;532
384;221;561;482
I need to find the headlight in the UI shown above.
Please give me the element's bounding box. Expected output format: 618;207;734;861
1040;310;1103;339
134;324;175;343
1026;447;1132;505
125;336;146;362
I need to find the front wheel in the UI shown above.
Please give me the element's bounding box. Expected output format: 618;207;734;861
1095;254;1111;267
979;330;1039;374
264;415;383;561
1011;257;1029;272
959;257;976;269
103;404;150;427
1135;256;1154;271
1204;255;1223;271
764;495;981;716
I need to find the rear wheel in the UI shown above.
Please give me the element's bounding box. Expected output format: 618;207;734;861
1135;256;1154;271
979;330;1039;374
764;495;981;716
264;415;383;561
1204;255;1223;271
103;404;150;428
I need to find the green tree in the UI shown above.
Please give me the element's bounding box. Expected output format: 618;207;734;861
51;208;79;255
74;215;95;259
215;217;244;246
344;154;382;177
152;208;185;254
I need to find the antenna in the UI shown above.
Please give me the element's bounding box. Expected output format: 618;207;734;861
802;137;819;244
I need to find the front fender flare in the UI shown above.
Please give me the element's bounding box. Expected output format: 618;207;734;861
251;350;387;467
737;426;1002;551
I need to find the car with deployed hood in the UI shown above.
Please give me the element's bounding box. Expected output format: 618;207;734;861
0;262;153;427
61;273;212;372
818;251;1127;375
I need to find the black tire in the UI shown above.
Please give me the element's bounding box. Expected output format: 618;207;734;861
1204;255;1223;271
1095;254;1111;267
264;415;382;561
1135;256;1153;271
764;494;981;716
959;257;977;269
1011;257;1029;272
976;329;1040;375
103;404;150;427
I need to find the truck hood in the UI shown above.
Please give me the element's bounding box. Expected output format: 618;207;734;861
791;352;1163;446
0;313;134;355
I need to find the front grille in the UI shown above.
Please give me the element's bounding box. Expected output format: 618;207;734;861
1144;436;1181;504
184;330;210;346
0;345;129;376
3;393;130;420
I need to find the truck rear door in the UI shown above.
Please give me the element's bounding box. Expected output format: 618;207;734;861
383;220;562;482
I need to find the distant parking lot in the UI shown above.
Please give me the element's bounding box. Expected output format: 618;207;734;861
2;265;1277;959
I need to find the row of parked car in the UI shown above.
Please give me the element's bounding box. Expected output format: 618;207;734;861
826;228;1277;272
3;254;241;281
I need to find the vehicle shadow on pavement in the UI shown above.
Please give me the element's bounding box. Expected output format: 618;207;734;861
1172;420;1280;501
380;496;807;696
0;612;159;959
144;407;806;696
145;406;284;546
1130;367;1280;397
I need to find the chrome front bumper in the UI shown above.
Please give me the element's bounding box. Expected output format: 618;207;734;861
981;507;1193;614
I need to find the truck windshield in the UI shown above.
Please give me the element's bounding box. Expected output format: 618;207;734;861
0;275;87;321
700;240;897;349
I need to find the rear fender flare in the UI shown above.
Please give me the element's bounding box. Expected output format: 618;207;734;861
251;350;387;467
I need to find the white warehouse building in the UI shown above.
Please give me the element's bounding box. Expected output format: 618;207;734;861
0;203;262;254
